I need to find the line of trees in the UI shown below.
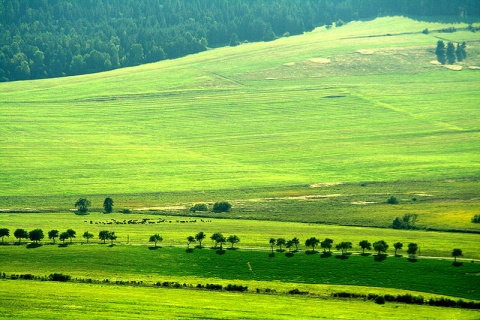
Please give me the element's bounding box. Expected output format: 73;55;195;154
0;226;466;264
1;0;478;81
435;40;467;65
0;228;118;245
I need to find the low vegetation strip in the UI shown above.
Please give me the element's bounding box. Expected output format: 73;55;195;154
2;273;479;310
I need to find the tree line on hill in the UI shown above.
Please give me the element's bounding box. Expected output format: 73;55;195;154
1;0;479;82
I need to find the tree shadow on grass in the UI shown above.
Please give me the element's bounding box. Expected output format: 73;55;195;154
58;243;69;248
285;252;294;258
408;257;418;262
336;254;349;260
374;254;388;262
148;247;160;250
268;252;275;258
185;248;194;253
215;249;226;255
320;252;332;258
305;250;318;255
26;243;42;249
360;253;372;257
453;261;463;267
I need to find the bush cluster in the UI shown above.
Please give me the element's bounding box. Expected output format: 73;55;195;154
332;292;480;309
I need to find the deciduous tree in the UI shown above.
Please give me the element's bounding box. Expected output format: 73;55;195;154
0;228;9;243
452;248;463;263
227;235;240;249
359;240;371;254
407;243;418;259
59;232;69;244
103;197;114;213
186;236;195;248
269;238;276;253
276;238;286;251
210;232;226;249
321;238;334;253
66;229;76;243
336;241;352;255
373;240;389;255
29;229;44;244
83;231;94;243
150;234;163;248
305;237;320;252
75;198;91;214
14;228;28;244
195;231;206;248
394;242;403;256
48;230;59;244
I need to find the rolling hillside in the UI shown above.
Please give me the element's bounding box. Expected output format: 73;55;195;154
1;17;479;202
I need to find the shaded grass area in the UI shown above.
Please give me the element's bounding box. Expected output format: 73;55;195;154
2;281;479;320
1;245;479;300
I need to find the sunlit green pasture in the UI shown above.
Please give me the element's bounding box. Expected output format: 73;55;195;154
0;212;479;259
0;17;479;201
2;281;478;320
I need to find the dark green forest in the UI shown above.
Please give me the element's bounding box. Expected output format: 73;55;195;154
1;0;479;81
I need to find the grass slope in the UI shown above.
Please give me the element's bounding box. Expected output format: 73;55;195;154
0;17;479;199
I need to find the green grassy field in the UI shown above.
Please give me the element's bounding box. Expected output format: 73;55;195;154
0;17;479;201
1;245;479;300
1;212;479;259
2;281;479;320
1;16;480;318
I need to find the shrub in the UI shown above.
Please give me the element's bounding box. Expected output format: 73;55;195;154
375;296;386;304
472;214;480;223
49;273;71;282
288;288;308;295
190;203;208;212
212;201;232;213
226;284;248;292
387;196;398;204
121;208;131;214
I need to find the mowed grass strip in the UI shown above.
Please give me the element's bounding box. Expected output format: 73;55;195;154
2;281;478;320
1;245;479;300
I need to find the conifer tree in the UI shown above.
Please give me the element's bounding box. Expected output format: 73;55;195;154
435;40;446;64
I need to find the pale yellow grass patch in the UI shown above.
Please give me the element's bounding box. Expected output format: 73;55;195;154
356;49;374;55
310;182;343;188
351;201;376;205
444;65;463;71
309;58;331;64
283;62;296;66
430;60;442;65
133;206;187;211
468;66;480;70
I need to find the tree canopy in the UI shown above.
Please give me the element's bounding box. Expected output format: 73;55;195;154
1;0;477;82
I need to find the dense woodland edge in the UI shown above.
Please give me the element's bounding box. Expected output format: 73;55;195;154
1;0;479;82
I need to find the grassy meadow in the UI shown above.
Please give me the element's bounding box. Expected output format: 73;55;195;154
0;17;479;200
1;16;480;318
3;281;479;320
